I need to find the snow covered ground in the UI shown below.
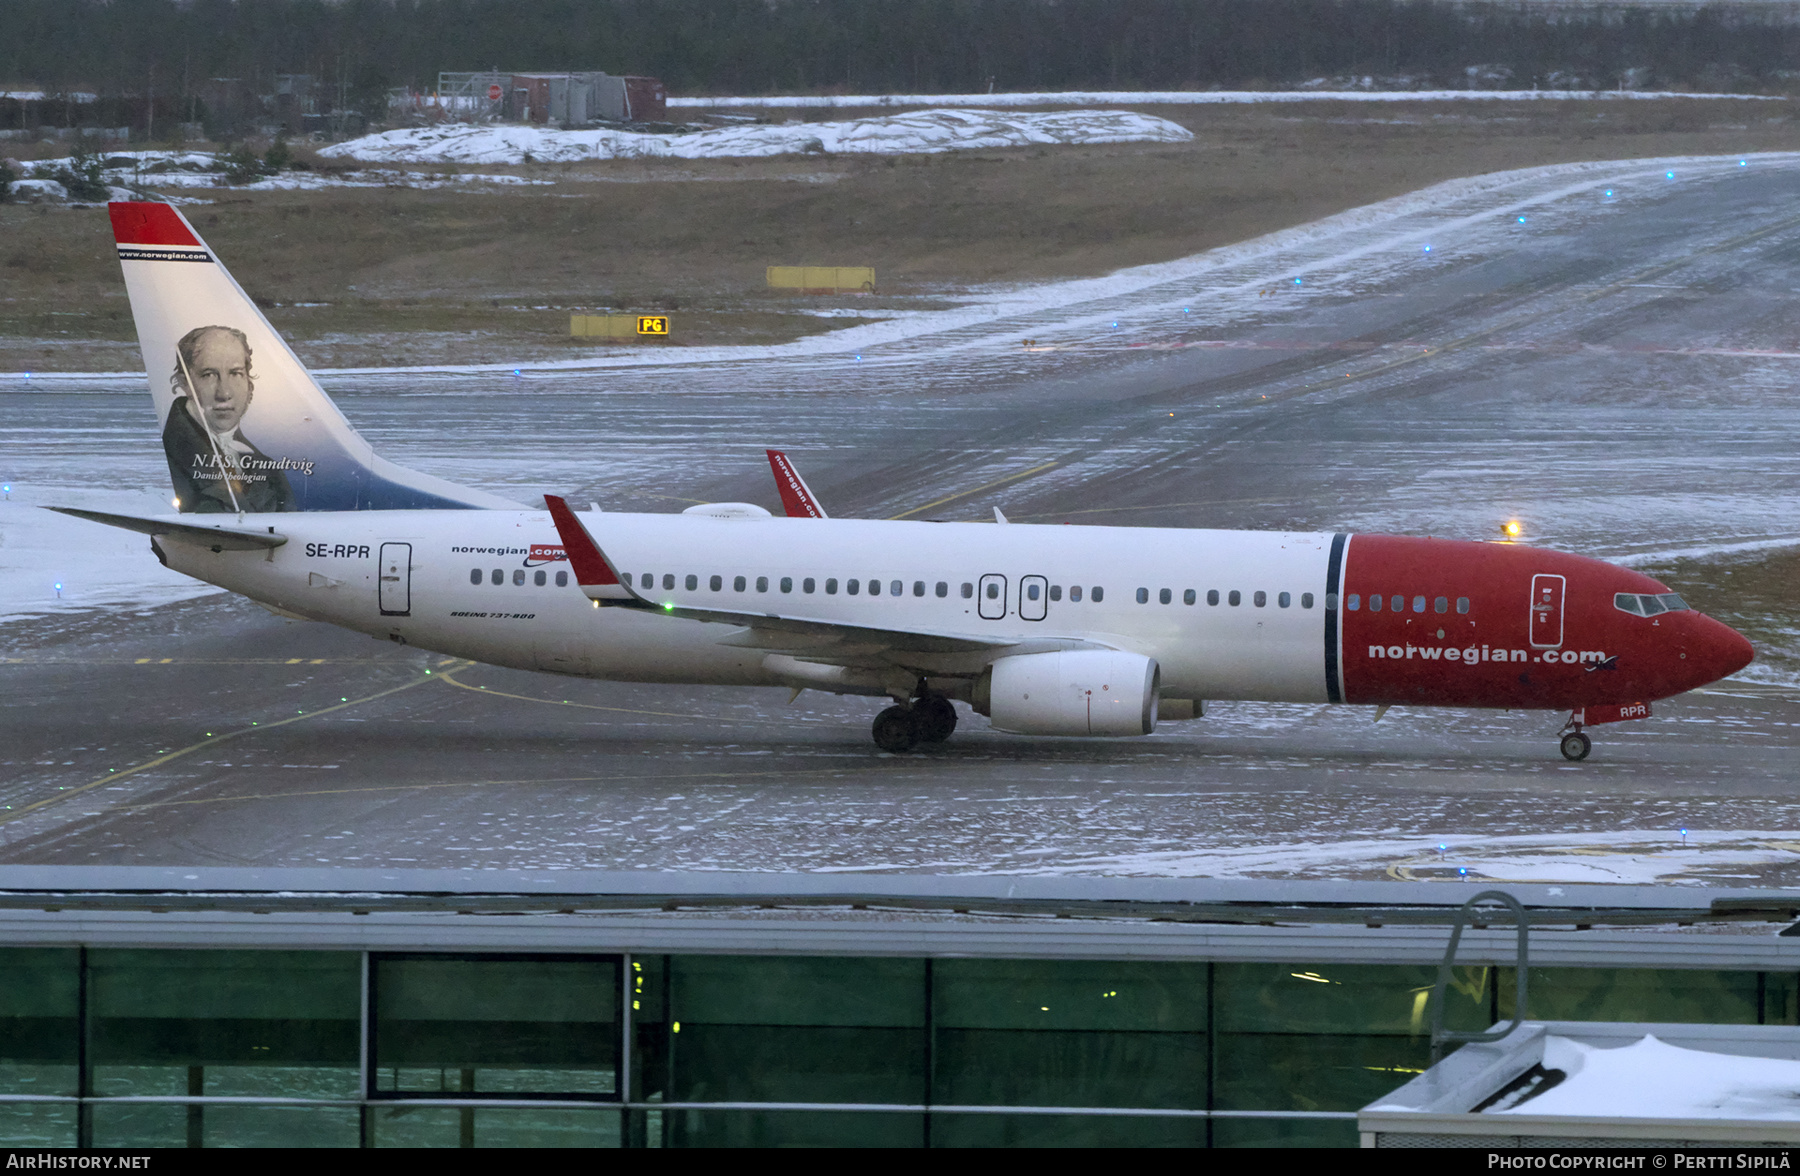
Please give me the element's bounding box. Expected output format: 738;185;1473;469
319;107;1192;164
1032;829;1800;884
673;88;1780;109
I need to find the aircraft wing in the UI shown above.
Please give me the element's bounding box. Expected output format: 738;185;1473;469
765;449;829;518
544;494;1052;660
49;507;288;551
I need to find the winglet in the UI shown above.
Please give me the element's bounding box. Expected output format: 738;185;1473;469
544;495;638;602
766;449;829;519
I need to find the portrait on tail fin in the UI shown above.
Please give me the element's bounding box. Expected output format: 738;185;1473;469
162;324;297;513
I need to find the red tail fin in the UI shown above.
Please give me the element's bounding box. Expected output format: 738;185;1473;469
766;449;829;518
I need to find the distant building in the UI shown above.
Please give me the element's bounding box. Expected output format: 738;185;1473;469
435;71;665;125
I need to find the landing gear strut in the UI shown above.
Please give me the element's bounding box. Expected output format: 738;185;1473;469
1557;713;1593;762
871;696;959;753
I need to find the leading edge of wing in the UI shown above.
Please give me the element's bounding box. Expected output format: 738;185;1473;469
543;493;1017;655
49;506;288;551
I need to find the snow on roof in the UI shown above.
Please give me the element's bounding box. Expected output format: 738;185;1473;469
1493;1035;1800;1120
319;108;1192;165
670;89;1782;109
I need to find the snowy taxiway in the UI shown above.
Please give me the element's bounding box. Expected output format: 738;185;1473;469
2;153;1797;879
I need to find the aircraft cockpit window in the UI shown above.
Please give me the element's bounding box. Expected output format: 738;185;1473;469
1615;592;1689;616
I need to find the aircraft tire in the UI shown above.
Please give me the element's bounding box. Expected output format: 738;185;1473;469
913;696;958;743
872;706;919;753
1559;732;1592;762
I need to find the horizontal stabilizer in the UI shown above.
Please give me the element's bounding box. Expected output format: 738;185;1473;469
50;506;287;551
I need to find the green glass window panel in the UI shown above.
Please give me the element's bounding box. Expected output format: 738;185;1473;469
933;959;1208;1031
369;1105;624;1148
201;1105;360;1148
933;1028;1205;1110
1214;963;1491;1036
88;950;359;1098
1212;1117;1359;1149
1500;968;1763;1024
930;1112;1208;1148
671;956;924;1027
89;1102;187;1147
1214;1032;1428;1113
373;956;617;1095
1765;973;1799;1025
669;1024;924;1103
666;1109;924;1148
631;955;668;1103
0;1103;77;1147
0;948;78;1096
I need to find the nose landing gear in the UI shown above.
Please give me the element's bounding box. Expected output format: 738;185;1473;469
871;695;959;753
1559;730;1592;761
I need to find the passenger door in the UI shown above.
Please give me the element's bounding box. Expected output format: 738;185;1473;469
978;573;1008;620
1529;573;1565;648
1019;574;1048;622
379;542;413;617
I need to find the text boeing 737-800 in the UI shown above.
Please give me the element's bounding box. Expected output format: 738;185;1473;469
56;202;1754;758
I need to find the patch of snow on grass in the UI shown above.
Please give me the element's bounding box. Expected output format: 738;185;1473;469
320;108;1193;165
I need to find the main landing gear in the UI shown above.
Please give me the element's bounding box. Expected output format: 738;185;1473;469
872;696;958;753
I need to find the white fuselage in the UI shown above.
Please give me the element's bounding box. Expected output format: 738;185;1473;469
162;509;1337;703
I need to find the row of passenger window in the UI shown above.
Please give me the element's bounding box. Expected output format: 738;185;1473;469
618;573;1117;602
1346;594;1471;615
470;567;570;587
1134;587;1315;609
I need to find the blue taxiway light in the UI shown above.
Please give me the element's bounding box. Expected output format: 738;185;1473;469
1666;171;1675;179
1517;215;1527;224
1422;244;1431;253
1293;277;1302;286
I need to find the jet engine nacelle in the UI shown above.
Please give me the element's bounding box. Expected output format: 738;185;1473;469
980;650;1160;736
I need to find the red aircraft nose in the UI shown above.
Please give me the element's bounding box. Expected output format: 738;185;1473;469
1680;613;1755;690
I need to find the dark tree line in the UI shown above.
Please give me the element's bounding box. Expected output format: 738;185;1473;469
5;0;1798;114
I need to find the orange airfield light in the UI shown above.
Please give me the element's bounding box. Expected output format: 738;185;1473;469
1503;520;1525;540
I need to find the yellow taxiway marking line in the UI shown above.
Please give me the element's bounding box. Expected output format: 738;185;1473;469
436;666;816;725
887;461;1059;521
99;767;860;813
1;672;436;825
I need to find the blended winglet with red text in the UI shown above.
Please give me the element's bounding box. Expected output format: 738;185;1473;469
543;496;637;602
766;449;829;519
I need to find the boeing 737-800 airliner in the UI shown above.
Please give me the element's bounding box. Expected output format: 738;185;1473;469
57;202;1754;759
